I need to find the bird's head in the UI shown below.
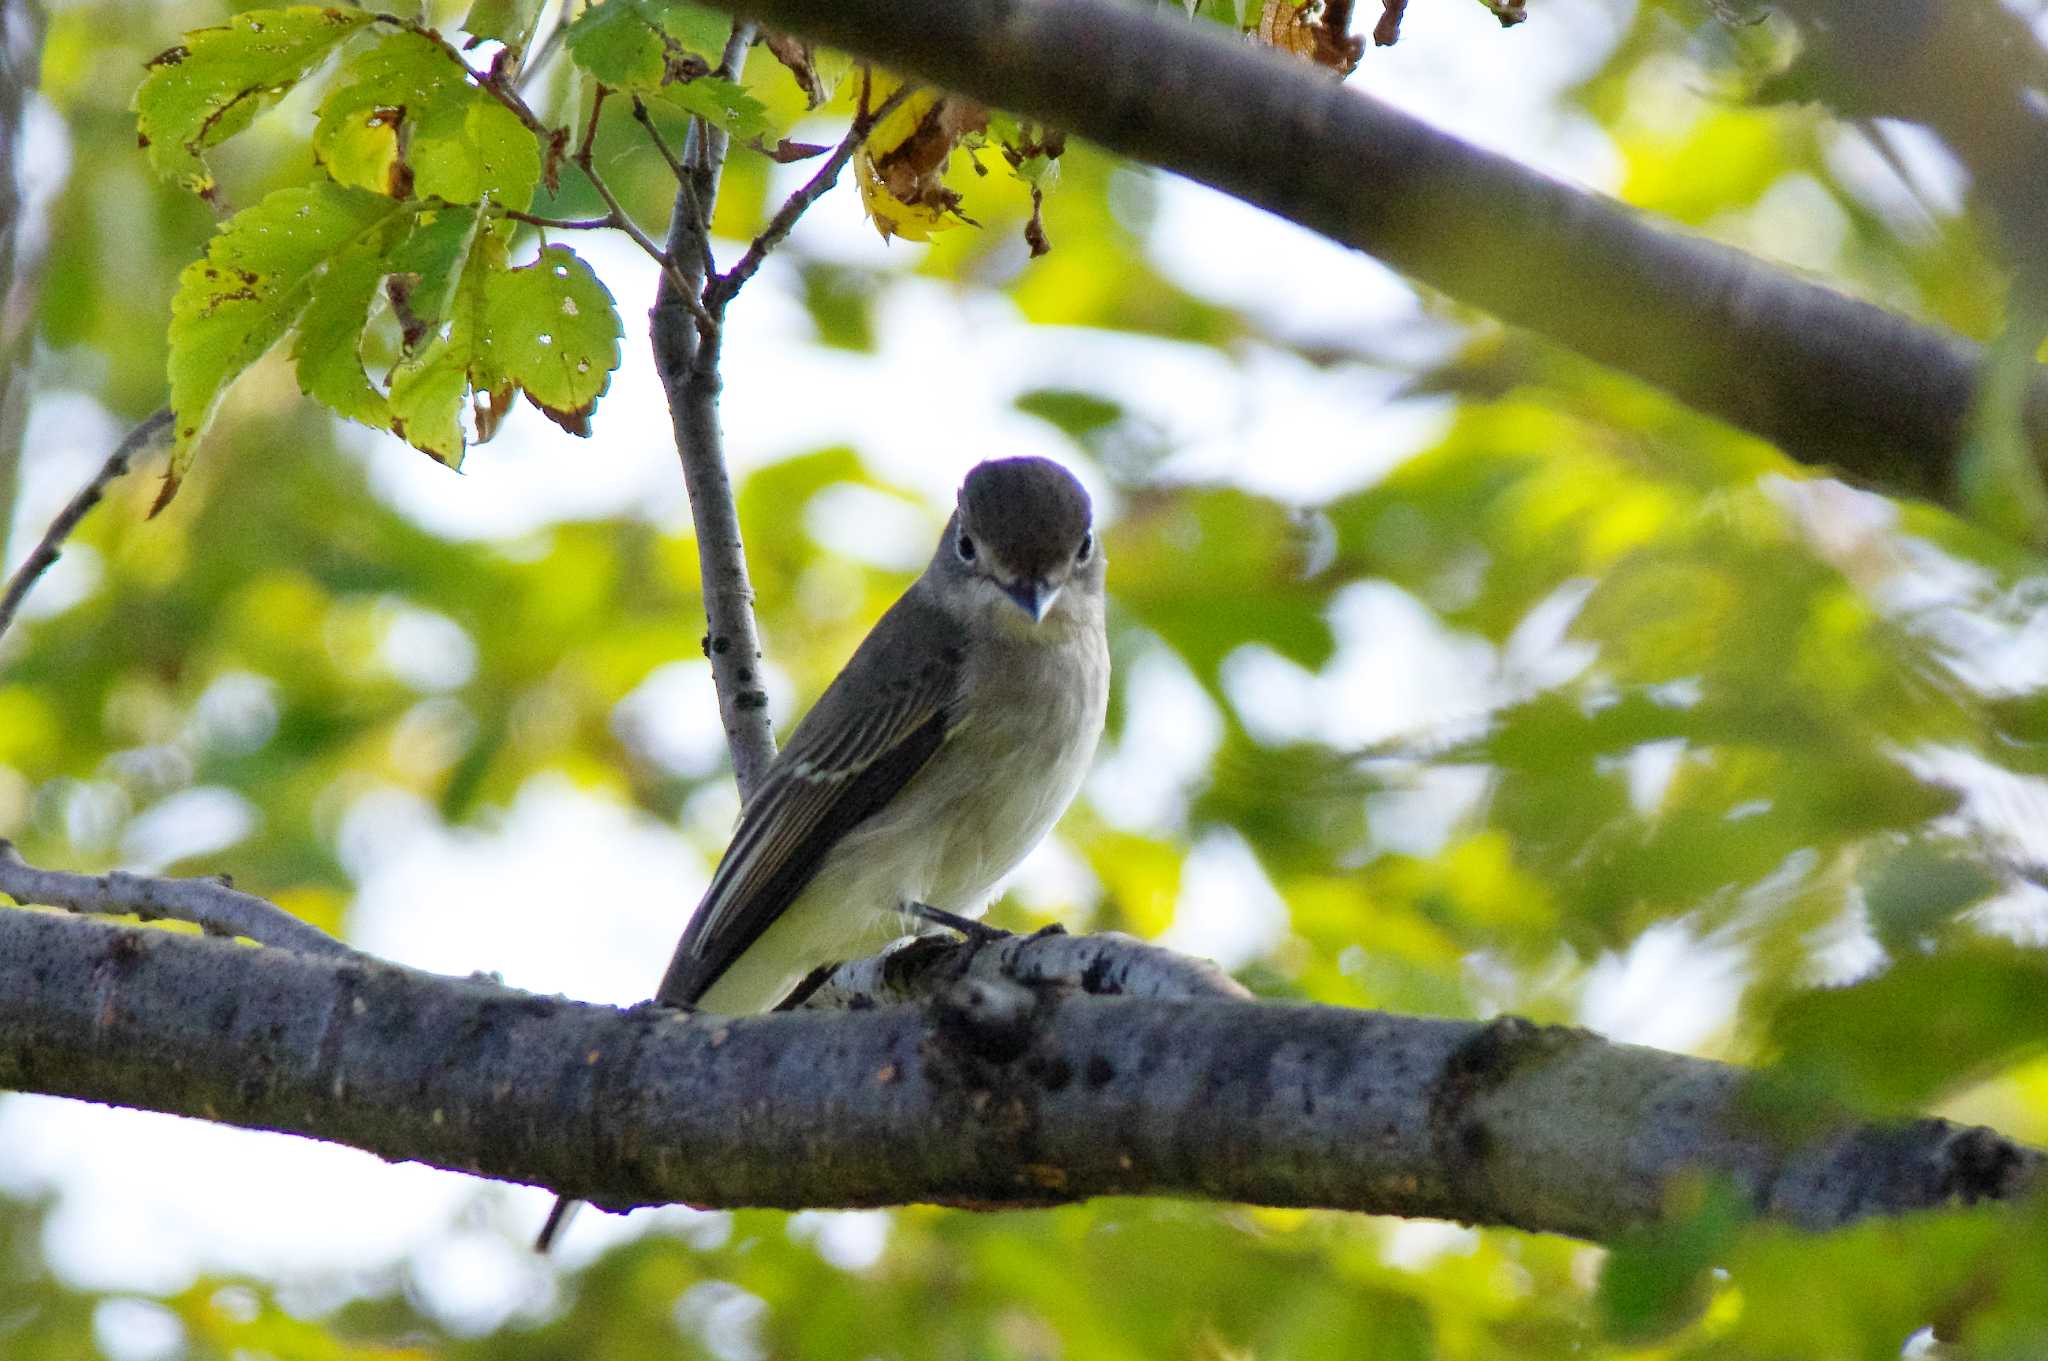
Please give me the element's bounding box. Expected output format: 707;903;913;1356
936;456;1101;631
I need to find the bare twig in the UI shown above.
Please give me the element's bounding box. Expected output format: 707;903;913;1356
0;839;362;960
650;17;778;800
631;97;718;281
566;86;719;334
706;81;917;311
0;407;172;647
631;96;690;182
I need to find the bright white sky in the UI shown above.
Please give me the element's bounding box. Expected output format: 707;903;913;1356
0;0;1936;1343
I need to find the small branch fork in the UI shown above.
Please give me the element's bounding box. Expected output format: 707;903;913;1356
0;839;362;960
406;13;899;335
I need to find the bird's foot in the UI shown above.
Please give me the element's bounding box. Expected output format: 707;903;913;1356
907;901;1011;945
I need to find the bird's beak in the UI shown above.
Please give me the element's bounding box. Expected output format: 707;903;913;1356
1003;578;1059;622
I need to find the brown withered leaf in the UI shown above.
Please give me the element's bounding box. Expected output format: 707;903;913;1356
1023;184;1051;258
1257;0;1366;74
854;86;987;240
763;29;829;108
386;273;426;352
370;106;413;199
749;135;832;163
1374;0;1410;46
473;383;517;445
525;389;594;437
875;96;987;207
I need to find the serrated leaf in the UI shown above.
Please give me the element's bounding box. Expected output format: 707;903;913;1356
661;76;770;140
463;0;548;53
564;0;728;88
1764;944;2048;1116
295;203;487;428
134;6;376;199
483;245;622;432
290;246;391;427
385;204;485;352
164;183;414;510
388;227;511;465
313;30;542;206
562;1;766;136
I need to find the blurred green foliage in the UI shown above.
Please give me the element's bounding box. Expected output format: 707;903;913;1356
8;0;2048;1356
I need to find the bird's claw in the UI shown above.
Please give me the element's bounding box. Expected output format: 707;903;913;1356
906;901;1012;945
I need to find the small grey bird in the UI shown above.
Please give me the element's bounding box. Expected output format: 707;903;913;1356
537;455;1108;1250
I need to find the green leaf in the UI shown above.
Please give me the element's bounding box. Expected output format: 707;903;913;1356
1597;1179;1749;1343
1110;487;1337;684
289;245;391;427
1956;299;2048;546
563;0;765;135
463;0;548;53
1765;943;2048;1117
313;30;542;206
1014;387;1123;440
165;183;414;509
661;75;770;140
388;227;511;465
384;204;486;352
293;203;488;430
564;0;728;86
482;245;623;430
133;6;376;199
1861;839;2000;953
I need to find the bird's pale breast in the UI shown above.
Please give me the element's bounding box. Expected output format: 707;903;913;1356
692;609;1108;1014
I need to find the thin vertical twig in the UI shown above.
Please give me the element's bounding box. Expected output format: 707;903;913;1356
649;19;778;800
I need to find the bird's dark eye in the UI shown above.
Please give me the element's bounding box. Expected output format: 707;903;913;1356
956;533;977;563
1076;531;1094;563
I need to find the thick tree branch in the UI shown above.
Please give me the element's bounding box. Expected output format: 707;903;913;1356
651;21;778;800
0;840;362;960
0;407;171;647
1;907;2035;1242
692;0;2048;505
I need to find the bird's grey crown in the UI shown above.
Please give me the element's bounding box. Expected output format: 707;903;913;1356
958;456;1093;581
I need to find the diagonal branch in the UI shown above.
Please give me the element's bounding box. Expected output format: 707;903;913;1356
706;81;918;312
0;906;2035;1241
0;840;363;959
689;0;2048;507
0;407;172;648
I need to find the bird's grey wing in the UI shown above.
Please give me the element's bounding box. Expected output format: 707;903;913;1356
655;595;966;1006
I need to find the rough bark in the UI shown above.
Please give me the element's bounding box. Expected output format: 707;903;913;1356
1;908;2034;1242
692;0;2048;504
